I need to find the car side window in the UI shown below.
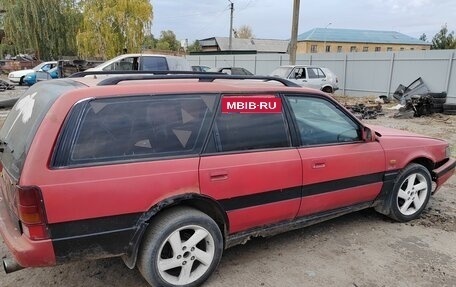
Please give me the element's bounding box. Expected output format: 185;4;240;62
317;68;326;78
140;56;168;71
208;96;291;153
103;57;136;71
308;68;319;79
293;68;306;79
286;95;361;146
55;95;215;167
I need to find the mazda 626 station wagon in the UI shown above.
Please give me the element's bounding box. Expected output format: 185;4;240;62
0;72;455;287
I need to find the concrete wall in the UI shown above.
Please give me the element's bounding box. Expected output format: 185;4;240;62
187;50;456;103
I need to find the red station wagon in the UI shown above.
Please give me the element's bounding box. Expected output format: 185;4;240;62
0;73;454;287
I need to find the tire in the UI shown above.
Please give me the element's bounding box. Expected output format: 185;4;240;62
443;103;456;115
431;98;446;104
322;86;333;93
429;92;447;98
138;207;223;287
19;76;25;86
382;164;432;222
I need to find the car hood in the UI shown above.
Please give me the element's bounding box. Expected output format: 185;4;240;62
10;69;34;76
368;125;438;140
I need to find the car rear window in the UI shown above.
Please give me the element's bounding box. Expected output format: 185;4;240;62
0;80;84;179
140;56;168;71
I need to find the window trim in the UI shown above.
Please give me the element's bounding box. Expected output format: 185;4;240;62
51;93;218;169
282;92;365;148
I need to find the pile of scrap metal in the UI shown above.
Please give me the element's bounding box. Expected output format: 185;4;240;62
345;103;384;119
391;78;447;118
0;79;14;91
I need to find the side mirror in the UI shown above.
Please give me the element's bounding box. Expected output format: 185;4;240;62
362;126;376;142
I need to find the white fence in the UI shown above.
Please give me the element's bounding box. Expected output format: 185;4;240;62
187;50;456;103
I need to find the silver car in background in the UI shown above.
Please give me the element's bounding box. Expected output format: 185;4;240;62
270;65;339;93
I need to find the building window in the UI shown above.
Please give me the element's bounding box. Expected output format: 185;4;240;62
375;47;381;52
363;46;368;52
400;47;404;51
387;47;393;51
350;46;357;52
337;46;342;53
325;45;331;52
311;45;317;53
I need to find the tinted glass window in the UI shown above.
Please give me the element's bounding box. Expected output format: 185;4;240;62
64;95;215;165
103;57;136;71
210;97;290;152
0;81;83;178
141;56;168;71
286;96;360;146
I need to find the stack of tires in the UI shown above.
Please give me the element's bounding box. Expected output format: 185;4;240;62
430;92;447;113
443;103;456;115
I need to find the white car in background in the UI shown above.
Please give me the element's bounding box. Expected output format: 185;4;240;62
270;65;339;93
86;54;192;72
8;61;57;85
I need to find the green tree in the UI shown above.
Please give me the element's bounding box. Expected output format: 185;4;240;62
77;0;153;59
431;24;456;49
1;0;81;59
188;40;202;53
156;30;180;51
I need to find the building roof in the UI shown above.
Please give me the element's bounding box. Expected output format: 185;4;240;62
297;28;430;45
199;37;289;53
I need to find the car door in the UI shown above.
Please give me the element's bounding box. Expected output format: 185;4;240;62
306;67;326;90
288;67;308;87
284;94;386;217
199;94;302;234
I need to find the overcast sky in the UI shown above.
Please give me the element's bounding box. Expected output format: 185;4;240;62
150;0;456;43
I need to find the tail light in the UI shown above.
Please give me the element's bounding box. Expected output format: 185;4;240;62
15;185;50;240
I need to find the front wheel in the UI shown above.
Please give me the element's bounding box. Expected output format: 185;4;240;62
138;207;223;287
385;163;432;222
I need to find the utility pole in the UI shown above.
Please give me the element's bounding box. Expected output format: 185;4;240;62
229;1;234;51
289;0;300;65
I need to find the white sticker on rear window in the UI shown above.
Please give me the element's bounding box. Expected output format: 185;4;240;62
15;92;37;123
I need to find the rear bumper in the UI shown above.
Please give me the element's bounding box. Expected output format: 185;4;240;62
432;157;456;193
0;195;56;268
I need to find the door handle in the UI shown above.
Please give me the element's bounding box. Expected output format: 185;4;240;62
302;80;307;82
210;171;229;181
312;162;326;169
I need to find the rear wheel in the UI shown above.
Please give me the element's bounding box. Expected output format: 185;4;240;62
138;207;223;287
383;164;431;222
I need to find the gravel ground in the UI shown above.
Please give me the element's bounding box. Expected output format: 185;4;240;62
0;89;455;287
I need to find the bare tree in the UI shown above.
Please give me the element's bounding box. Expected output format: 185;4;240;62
235;25;254;39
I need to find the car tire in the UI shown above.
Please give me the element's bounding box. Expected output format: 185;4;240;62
138;207;223;287
384;163;432;222
432;98;447;104
322;86;333;93
443;103;456;115
429;92;447;98
19;76;25;86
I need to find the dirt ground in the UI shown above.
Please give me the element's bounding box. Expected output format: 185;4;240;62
1;90;455;287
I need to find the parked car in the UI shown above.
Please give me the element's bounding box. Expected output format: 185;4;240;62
23;66;60;86
192;65;211;72
86;53;192;72
270;65;339;93
8;61;57;85
209;67;254;75
0;73;454;287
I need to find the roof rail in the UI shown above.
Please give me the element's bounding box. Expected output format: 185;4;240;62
68;70;300;88
83;74;301;88
68;70;221;78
